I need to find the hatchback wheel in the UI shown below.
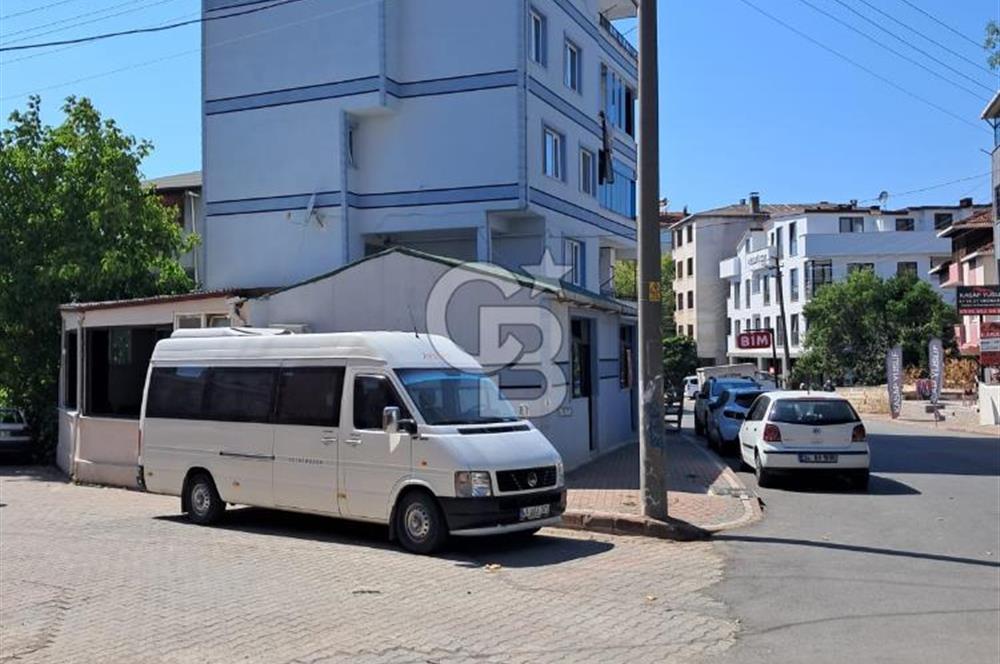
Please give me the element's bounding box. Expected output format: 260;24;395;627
755;451;776;488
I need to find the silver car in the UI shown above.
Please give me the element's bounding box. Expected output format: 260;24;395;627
706;388;765;455
0;408;32;459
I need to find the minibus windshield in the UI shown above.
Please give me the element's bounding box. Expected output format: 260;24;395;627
396;368;519;426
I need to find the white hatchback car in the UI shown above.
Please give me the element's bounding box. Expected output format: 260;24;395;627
738;391;870;490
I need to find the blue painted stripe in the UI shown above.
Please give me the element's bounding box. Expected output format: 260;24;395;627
529;187;636;240
550;0;637;79
205;184;519;217
205;191;341;216
205;76;380;115
528;77;636;163
386;70;518;98
347;184;519;209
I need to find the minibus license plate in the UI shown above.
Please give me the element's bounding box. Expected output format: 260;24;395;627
519;504;550;521
798;453;838;463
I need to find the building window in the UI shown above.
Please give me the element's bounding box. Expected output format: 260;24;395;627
687;291;694;309
687;325;694;338
791;314;800;346
64;330;78;409
839;216;864;233
598;160;636;218
790;267;799;302
753;315;761;331
600;64;635;137
897;261;918;277
686;226;693;243
847;263;874;274
619;326;634;388
744;238;751;253
543;127;564;179
686;256;693;276
775;229;784;257
677;325;683;336
734;319;741;335
763;276;771;306
579;148;596;196
776;319;785;346
109;328;132;366
895;218;914;231
564;39;581;92
788;222;798;256
677;293;684;310
805;259;832;298
745;318;751;332
933;212;953;230
675;229;683;247
744;279;751;308
676;261;683;279
565;238;583;286
530;10;547;65
763;316;771;334
733;281;741;309
752;275;761;295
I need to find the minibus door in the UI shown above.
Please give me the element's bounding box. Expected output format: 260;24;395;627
339;370;413;521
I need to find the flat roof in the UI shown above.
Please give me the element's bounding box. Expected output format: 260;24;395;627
59;288;270;312
144;170;202;191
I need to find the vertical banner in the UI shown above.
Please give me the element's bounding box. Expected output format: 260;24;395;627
928;338;943;406
886;345;903;419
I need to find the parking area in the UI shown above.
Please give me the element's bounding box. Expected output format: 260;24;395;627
1;467;737;663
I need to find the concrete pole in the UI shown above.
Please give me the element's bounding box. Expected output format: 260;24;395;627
637;0;667;520
772;257;793;387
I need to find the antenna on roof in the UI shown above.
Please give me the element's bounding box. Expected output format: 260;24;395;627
407;306;420;338
878;190;889;207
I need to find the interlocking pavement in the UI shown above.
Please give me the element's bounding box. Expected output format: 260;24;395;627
0;467;738;663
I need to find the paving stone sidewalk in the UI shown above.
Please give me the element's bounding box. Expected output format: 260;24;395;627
564;429;758;534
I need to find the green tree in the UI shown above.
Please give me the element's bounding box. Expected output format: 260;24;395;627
662;335;698;395
985;20;1000;71
795;269;956;386
612;255;675;332
0;96;195;453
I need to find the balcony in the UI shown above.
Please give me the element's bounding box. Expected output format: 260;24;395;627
599;15;638;60
940;262;963;289
719;256;740;280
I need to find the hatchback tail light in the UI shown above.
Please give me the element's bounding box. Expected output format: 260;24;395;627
852;424;866;442
763;423;782;442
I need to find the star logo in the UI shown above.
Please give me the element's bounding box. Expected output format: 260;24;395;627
520;248;574;298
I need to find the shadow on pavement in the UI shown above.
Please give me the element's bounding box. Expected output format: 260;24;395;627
714;533;1000;569
0;464;67;483
155;507;613;567
868;433;1000;477
770;472;920;496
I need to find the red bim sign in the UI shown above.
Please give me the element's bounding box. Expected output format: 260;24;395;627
736;330;773;350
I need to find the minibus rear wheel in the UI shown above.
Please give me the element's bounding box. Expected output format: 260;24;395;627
185;472;225;525
395;490;447;554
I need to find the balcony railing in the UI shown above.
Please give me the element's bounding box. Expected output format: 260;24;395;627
599;15;638;59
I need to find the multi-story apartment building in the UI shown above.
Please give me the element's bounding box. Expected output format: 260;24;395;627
201;0;638;293
669;194;806;365
720;200;986;374
933;208;998;355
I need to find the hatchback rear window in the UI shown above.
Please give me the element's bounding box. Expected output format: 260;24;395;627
769;399;859;425
734;392;763;408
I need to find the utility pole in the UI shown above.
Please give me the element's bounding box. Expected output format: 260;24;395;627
772;256;792;387
637;0;667;520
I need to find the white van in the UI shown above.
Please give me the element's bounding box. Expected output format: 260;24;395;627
139;329;566;553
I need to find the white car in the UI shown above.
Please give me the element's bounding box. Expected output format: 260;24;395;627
738;391;870;490
683;375;699;399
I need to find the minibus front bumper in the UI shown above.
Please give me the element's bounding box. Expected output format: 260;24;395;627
441;488;566;535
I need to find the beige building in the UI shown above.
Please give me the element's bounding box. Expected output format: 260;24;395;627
669;194;808;365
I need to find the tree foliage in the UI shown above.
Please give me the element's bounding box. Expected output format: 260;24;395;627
662;335;698;395
792;270;956;386
612;255;675;332
986;20;1000;71
0;96;194;450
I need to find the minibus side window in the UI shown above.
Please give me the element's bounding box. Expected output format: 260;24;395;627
353;375;409;430
205;367;276;423
146;366;209;419
276;367;345;427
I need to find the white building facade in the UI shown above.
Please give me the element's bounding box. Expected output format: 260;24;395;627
201;0;638;293
720;202;984;374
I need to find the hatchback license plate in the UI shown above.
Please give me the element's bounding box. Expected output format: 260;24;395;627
519;504;550;521
799;453;838;463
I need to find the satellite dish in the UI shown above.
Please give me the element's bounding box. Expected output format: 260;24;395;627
878;190;889;207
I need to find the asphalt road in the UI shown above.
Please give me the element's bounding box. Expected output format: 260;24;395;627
707;417;1000;664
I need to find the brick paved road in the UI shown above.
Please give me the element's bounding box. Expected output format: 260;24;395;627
1;468;737;663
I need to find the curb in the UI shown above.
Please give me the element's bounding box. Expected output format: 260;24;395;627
554;431;763;541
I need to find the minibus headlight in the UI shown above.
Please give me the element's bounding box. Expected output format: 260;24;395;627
556;461;564;487
455;471;492;498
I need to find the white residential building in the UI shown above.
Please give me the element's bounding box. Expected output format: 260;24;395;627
201;0;638;293
720;201;987;375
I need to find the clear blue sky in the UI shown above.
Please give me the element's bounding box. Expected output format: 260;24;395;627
1;0;997;212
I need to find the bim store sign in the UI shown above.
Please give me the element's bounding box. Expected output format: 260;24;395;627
956;285;1000;315
737;330;773;350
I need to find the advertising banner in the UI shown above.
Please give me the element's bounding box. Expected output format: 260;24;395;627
928;338;943;405
956;285;1000;316
736;330;773;350
886;345;903;419
982;323;1000;367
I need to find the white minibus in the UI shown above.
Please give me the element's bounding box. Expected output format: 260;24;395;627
139;329;566;553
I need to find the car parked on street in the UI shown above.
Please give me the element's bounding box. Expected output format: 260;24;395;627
706;387;765;455
0;408;33;460
694;377;760;437
738;391;870;490
683;375;699;399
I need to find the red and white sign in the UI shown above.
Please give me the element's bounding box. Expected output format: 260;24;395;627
981;323;1000;367
736;330;773;350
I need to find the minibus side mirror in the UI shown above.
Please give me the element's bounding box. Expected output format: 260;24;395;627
382;406;401;433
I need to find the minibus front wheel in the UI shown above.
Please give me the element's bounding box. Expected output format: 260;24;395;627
394;489;447;554
183;471;225;525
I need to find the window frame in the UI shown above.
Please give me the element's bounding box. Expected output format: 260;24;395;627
895;217;915;231
274;365;346;428
530;9;547;66
563;37;582;92
839;216;864;233
543;125;565;180
579;146;596;196
788;221;798;256
565;237;584;287
352;373;410;430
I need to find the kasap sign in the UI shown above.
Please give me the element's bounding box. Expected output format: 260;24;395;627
956;285;1000;316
